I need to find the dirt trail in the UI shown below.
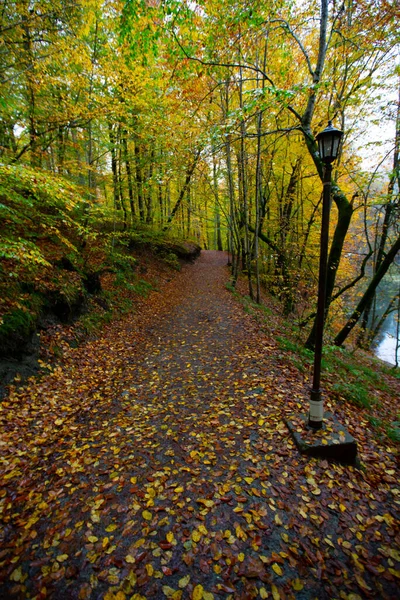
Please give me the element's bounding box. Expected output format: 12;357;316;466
0;251;398;600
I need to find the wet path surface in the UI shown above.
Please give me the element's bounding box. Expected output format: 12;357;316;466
0;251;399;599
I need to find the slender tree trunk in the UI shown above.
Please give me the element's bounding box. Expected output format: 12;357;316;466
238;60;254;300
146;146;155;224
358;86;399;346
212;152;223;251
158;162;164;226
118;136;127;230
334;234;400;346
134;140;145;221
122;132;135;220
22;22;40;167
163;149;201;231
108;121;121;211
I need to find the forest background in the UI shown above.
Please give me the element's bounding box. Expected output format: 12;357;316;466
0;0;399;361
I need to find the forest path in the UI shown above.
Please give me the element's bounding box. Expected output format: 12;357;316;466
0;251;398;600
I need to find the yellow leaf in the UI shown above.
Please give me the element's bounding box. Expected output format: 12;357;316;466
388;568;400;579
167;531;175;543
213;564;221;574
238;553;245;562
203;593;214;600
324;538;335;548
10;566;22;582
106;524;117;532
178;575;190;588
125;554;135;564
91;511;100;523
274;514;282;525
355;573;372;591
174;487;184;493
192;530;201;542
130;477;137;484
244;477;254;484
235;525;247;541
292;578;304;591
272;563;283;576
56;554;68;562
311;488;321;496
198;524;208;535
142;510;152;521
281;533;289;543
146;563;154;576
115;593;126;600
271;584;281;600
197;499;214;508
162;586;176;598
389;549;400;562
87;535;98;543
260;588;268;599
193;584;204;600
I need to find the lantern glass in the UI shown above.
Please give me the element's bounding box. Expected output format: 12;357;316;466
316;121;343;163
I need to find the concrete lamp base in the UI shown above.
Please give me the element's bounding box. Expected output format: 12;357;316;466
285;412;358;465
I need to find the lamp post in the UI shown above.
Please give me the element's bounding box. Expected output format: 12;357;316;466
308;121;343;430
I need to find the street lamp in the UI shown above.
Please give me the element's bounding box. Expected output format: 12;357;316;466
308;121;343;430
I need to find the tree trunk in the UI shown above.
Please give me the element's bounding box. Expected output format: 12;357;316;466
122;132;135;220
108;121;121;210
163;149;201;231
134;140;145;221
334;234;400;346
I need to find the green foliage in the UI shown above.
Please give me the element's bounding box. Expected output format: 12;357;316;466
162;252;181;271
0;292;43;354
114;271;153;297
0;164;88;271
77;308;114;335
387;420;400;442
0;307;36;338
332;380;373;409
0;239;51;269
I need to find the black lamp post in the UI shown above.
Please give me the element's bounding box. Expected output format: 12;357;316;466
308;121;343;430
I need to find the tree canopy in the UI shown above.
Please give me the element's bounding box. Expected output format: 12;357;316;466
1;0;399;350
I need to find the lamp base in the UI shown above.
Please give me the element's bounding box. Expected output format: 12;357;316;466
285;412;358;465
308;389;323;429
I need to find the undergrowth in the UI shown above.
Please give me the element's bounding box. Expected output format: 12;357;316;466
228;283;400;444
0;165;197;360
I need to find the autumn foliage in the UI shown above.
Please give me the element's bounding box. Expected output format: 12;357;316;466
0;1;399;597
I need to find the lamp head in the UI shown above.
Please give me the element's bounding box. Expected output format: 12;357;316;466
316;121;343;164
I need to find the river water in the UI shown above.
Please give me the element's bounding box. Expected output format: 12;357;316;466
374;311;399;366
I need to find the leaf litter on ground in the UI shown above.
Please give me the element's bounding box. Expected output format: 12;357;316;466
0;251;399;599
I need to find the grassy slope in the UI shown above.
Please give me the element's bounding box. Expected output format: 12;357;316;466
231;283;400;445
